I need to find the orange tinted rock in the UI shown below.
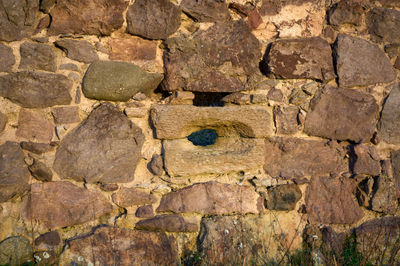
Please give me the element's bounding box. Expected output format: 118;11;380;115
109;37;157;61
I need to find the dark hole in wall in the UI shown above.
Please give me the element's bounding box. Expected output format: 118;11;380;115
192;92;229;106
187;129;218;146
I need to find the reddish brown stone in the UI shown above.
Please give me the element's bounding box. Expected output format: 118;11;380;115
247;9;263;30
48;0;127;36
136;214;199;232
181;0;230;22
63;226;178;265
379;84;400;144
16;110;54;143
19;42;57;72
0;112;7;133
34;231;61;250
264;184;302;211
109;37;157;62
135;205;154;218
391;150;400;195
20;141;55;154
0;44;15;72
100;183;119;192
157;181;260;215
306;176;364;224
351;145;381;176
274;106;300;135
35;15;51;34
51;106;80;125
264;137;347;179
29;159;53;182
112;187;157;208
367;8;400;45
55;39;98;63
328;1;363;26
395;57;400;70
22;181;113;229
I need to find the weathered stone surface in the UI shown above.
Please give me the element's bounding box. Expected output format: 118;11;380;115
264;137;347;179
367;8;400;45
264;184;302;211
48;0;127;36
16;110;54;143
369;176;398;214
377;0;400;7
328;1;363;26
221;92;251;105
53;103;144;184
306;176;364;224
148;154;163;176
20;141;54;154
124;107;147;118
0;112;7;133
19;42;56;72
136;215;199;232
126;0;181;40
0;142;30;202
304;86;379;142
391;150;400;195
109;37;157;61
55;39;98;63
351;145;381;176
51;106;80;125
267;88;284;102
165;91;195;105
266;37;335;81
181;0;230;22
274;106;300;134
34;231;61;250
334;34;396;87
29;159;53;182
61;226;178;265
82;61;163;101
135;205;155;218
379;84;400;144
0;236;32;265
163;20;261;92
22;181;113;229
0;0;39;41
0;44;15;72
164;138;265;177
151;105;273;139
157;181;261;215
100;183;119;192
0;71;72;108
34;14;51;34
112;187;156;208
40;0;55;13
354;217;400;264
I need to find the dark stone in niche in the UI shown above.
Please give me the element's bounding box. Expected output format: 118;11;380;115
126;0;181;40
53;103;145;184
29;159;53;182
163;20;261;92
34;231;61;249
181;0;230;22
264;184;302;210
148;154;163;176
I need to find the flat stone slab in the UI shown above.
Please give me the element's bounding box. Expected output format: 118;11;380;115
163;138;265;177
136;214;199;232
157;181;261;215
379;84;400;144
150;105;273;139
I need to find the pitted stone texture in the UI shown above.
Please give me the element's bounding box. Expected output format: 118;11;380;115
29;159;53;182
55;39;98;63
391;150;400;195
274;105;300;135
19;43;57;72
61;226;178;265
151;105;273;139
328;1;363;26
379;84;400;144
334;34;396;87
369;176;398;214
53;103;144;184
0;112;7;133
264;184;302;211
135;205;155;218
264;137;347;179
266;37;335;81
163;20;261;92
0;236;32;265
48;0;127;36
306;176;364;224
304;86;379;143
82;61;163;101
126;0;181;40
0;71;72;108
0;142;30;202
0;44;15;72
157;181;261;215
109;37;157;61
0;0;39;41
51;106;80;125
112;187;156;208
22;181;113;230
136;214;199;232
367;8;400;45
16;110;54;143
181;0;230;22
164;138;265;177
352;145;381;176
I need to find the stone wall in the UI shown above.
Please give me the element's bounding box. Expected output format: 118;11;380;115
0;0;400;265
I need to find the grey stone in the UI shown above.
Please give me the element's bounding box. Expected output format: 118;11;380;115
304;86;379;142
126;0;181;40
0;236;32;265
181;0;230;22
0;71;72;108
0;142;30;202
19;42;57;72
367;8;400;44
334;34;396;87
264;184;302;211
0;44;15;72
53;103;144;184
29;159;53;182
391;150;400;195
55;39;98;63
379;84;400;144
82;61;163;101
136;214;199;232
0;112;7;133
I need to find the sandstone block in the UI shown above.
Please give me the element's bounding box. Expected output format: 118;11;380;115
391;150;400;195
112;187;157;208
274;105;300;135
109;37;157;61
55;39;98;63
181;0;230;22
136;214;199;232
51;106;80;125
19;42;57;72
16;110;54;143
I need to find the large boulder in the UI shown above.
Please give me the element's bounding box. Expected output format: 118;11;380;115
304;86;379;143
82;61;163;101
378;84;400;144
163;20;261;92
53;103;144;184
